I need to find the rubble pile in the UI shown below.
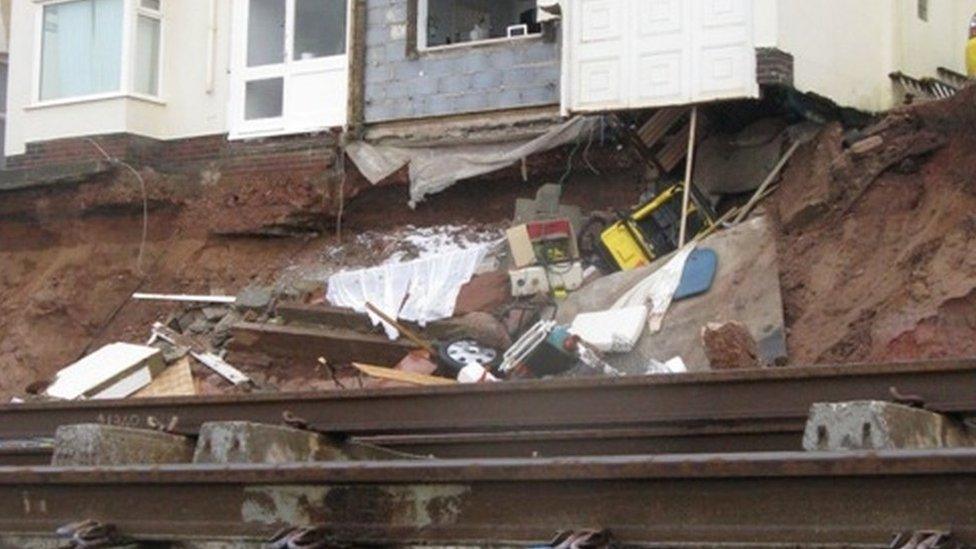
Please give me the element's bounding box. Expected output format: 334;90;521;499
5;88;976;399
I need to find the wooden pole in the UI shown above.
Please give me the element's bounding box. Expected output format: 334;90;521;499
365;302;437;355
678;106;699;247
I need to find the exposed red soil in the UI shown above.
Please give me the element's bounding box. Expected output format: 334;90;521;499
0;148;639;400
772;86;976;365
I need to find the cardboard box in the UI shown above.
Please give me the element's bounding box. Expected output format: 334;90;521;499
506;219;579;269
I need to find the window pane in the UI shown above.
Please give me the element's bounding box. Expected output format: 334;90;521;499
294;0;347;60
247;0;285;67
40;0;124;100
135;16;161;96
425;0;540;47
245;78;284;120
141;0;161;10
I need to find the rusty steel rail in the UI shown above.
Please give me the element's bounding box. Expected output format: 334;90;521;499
1;450;975;546
0;359;974;443
0;423;802;466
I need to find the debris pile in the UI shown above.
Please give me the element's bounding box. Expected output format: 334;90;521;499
9;86;976;398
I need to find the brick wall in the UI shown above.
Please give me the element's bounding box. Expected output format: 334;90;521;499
364;0;561;123
5;132;339;176
757;48;795;88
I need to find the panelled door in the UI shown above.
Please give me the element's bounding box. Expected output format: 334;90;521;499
230;0;349;138
566;0;758;113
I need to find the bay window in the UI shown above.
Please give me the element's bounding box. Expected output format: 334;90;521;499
36;0;163;103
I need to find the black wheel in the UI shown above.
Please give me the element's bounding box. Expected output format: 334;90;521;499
438;338;502;374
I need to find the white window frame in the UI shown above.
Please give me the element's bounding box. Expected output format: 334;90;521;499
417;0;544;53
228;0;353;140
132;0;164;101
29;0;165;109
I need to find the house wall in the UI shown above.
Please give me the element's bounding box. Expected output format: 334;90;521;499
5;0;232;157
363;0;561;123
774;0;976;112
896;0;976;77
775;0;897;112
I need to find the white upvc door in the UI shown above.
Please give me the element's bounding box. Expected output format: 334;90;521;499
563;0;759;114
230;0;349;139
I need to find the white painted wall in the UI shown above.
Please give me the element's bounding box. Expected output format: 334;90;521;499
775;0;896;112
774;0;976;112
0;0;9;55
5;0;232;157
898;0;976;76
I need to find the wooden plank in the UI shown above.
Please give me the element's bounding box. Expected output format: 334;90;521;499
276;303;459;340
133;358;196;398
352;363;457;387
277;303;375;331
229;322;417;366
637;107;687;148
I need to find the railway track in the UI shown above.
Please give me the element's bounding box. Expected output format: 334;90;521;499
1;450;974;547
1;359;972;442
0;359;973;546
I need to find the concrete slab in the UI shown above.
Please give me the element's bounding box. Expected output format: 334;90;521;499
194;422;410;464
556;217;787;372
52;424;194;466
803;401;976;451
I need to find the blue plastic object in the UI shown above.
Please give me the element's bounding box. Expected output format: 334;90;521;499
674;248;718;301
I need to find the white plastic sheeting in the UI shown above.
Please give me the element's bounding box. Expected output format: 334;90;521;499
326;246;491;340
569;305;648;353
346;116;599;206
612;244;696;332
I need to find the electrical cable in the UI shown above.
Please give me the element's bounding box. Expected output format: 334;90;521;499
85;138;149;276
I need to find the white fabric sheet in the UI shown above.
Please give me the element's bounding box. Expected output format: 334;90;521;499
326;246;490;339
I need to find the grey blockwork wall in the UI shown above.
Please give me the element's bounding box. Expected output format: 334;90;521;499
364;0;561;123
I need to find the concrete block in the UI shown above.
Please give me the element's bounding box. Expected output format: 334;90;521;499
235;286;274;312
457;92;490;112
803;401;976;451
472;70;504;90
487;48;517;69
53;424;194;466
439;74;472;94
195;422;341;464
194;421;408;464
462;53;493;75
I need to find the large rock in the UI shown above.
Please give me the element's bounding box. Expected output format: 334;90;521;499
701;321;760;370
803;400;976;451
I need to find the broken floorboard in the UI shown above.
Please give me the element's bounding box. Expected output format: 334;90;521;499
229;322;416;366
0;451;975;546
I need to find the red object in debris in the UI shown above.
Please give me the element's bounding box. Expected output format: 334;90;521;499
525;219;572;241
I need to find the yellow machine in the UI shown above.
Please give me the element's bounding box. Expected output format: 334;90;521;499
597;184;714;271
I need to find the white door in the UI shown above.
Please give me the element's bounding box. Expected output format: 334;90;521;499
565;0;758;113
230;0;349;138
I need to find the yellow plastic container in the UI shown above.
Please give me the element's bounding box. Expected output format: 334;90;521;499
968;37;976;77
600;221;653;271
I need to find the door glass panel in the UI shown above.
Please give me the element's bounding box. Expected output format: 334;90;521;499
247;0;285;67
245;78;284;120
294;0;347;60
